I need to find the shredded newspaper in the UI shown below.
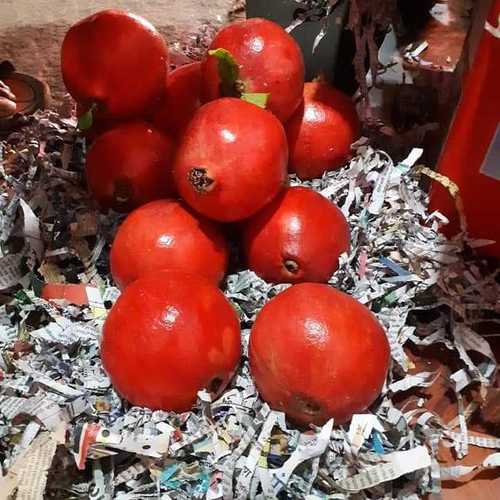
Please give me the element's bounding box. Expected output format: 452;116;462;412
0;112;499;499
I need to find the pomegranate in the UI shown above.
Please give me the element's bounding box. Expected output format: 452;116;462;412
243;187;349;283
250;283;390;425
173;98;288;222
286;81;361;180
202;18;304;123
86;121;176;212
152;62;202;139
101;270;241;411
110;199;229;289
61;10;168;121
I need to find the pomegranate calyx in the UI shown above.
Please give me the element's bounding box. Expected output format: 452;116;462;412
283;259;300;274
206;376;224;395
113;178;133;206
188;167;215;194
293;393;323;416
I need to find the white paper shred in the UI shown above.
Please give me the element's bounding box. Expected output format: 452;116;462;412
335;446;431;491
0;426;64;499
346;414;384;456
0;112;499;499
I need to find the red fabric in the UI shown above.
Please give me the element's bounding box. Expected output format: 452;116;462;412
429;0;500;256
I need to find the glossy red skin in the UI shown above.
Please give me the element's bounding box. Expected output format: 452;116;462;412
174;98;288;222
202;18;305;123
243;187;350;284
286;82;361;180
152;62;202;140
61;10;168;121
86;121;176;212
249;283;390;426
101;270;241;411
110;199;229;289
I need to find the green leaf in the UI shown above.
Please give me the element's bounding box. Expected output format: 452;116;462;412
240;92;270;109
208;49;245;97
209;48;240;88
77;108;94;131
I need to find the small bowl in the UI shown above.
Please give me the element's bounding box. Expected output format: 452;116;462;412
0;62;50;135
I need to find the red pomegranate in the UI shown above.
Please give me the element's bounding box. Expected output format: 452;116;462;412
61;10;168;121
152;62;202;139
250;283;390;425
86;121;176;212
286;81;361;180
202;18;304;123
243;187;350;283
110;199;229;289
101;270;241;411
173;98;288;222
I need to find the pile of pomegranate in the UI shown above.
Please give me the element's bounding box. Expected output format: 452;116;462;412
60;9;390;426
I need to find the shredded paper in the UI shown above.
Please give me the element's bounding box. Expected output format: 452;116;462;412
0;113;499;499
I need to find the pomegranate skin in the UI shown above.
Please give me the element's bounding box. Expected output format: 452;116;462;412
61;10;168;121
110;199;229;289
173;98;288;222
243;187;350;283
249;284;390;426
86;121;176;212
152;62;203;139
286;82;361;180
202;18;305;123
101;270;241;412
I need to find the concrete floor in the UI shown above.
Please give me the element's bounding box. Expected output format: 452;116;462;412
0;0;237;108
0;0;234;29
